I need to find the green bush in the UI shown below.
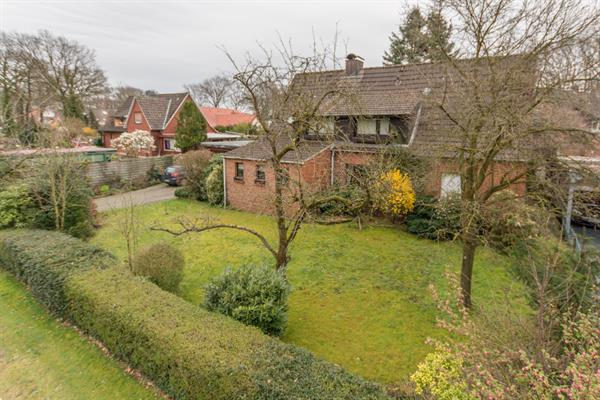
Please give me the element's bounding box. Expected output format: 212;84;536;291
174;186;192;198
28;155;95;239
0;184;32;228
205;156;224;206
0;229;114;316
406;196;461;240
204;265;290;336
66;267;387;400
131;243;184;293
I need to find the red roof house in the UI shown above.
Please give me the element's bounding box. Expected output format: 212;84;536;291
199;107;257;133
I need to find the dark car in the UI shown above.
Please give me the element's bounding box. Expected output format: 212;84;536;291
162;165;186;186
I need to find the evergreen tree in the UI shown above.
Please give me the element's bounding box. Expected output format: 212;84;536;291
63;93;85;121
383;5;455;65
175;101;207;152
86;109;99;130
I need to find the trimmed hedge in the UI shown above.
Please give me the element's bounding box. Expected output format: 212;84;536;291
0;230;389;400
0;229;114;316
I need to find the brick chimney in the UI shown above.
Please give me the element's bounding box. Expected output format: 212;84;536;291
345;53;364;76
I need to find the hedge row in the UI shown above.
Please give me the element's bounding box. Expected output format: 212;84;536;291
0;230;114;316
0;230;389;400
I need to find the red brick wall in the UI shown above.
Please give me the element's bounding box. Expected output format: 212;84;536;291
126;100;151;132
225;149;332;214
332;150;376;184
103;132;121;148
423;159;527;197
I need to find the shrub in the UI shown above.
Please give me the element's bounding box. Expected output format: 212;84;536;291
204;265;290;336
174;186;192;198
131;243;184;293
178;149;212;200
28;155;95;239
406;196;461;240
0;184;32;228
373;169;416;217
205;155;224;205
0;229;114;316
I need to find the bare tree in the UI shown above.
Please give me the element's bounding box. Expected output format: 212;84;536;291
13;30;107;119
155;39;352;275
424;0;600;307
185;74;233;108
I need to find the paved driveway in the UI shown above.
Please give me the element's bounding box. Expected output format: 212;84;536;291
94;184;177;212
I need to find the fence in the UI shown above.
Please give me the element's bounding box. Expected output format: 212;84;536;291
86;156;173;187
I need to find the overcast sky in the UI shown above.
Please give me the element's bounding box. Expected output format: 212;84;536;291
0;0;408;92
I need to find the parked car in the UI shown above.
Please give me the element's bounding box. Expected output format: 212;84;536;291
162;165;186;186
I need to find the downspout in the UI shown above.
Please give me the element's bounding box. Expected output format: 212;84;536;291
222;157;227;208
330;145;335;186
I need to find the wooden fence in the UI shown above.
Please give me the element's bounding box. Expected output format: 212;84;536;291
86;156;173;187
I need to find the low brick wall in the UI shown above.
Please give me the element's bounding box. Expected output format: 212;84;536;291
86;156;173;187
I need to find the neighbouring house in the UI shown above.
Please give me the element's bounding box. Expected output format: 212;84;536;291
100;92;191;155
200;107;258;133
222;54;599;214
100;93;256;156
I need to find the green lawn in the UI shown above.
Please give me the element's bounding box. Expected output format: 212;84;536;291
0;270;160;400
92;199;529;385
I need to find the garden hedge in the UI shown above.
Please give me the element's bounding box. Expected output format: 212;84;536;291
0;229;389;400
0;229;114;316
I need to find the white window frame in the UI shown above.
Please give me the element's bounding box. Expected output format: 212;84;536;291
356;117;390;135
441;173;462;197
164;138;176;150
134;112;142;124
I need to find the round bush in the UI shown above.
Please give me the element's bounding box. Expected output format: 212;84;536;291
204;264;290;336
131;243;184;293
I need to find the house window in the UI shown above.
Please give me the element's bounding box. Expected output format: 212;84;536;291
256;164;266;182
164;138;176;150
235;162;244;179
591;120;600;133
114;118;123;127
441;173;461;197
357;118;390;135
134;112;142;124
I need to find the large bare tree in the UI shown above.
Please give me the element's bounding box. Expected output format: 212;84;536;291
425;0;599;307
155;40;353;275
185;74;233;108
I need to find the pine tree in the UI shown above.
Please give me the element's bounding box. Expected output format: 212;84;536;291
175;101;207;152
63;93;85;121
383;6;455;65
86;109;99;130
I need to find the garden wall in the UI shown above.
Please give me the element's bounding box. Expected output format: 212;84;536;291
0;229;389;400
86;156;173;187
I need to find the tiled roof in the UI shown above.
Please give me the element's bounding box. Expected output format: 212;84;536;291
200;107;256;129
292;62;447;117
101;93;188;132
223;136;331;164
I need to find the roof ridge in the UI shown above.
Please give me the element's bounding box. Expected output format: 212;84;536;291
162;99;172;129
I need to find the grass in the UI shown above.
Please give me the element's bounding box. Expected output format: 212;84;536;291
0;270;160;400
92;199;529;385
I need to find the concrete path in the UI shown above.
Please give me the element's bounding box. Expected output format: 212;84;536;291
94;184;177;212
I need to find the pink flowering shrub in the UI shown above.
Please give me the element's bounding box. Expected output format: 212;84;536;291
111;130;156;156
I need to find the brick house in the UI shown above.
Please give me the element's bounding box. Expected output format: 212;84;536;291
100;92;191;155
101;94;257;156
222;55;540;213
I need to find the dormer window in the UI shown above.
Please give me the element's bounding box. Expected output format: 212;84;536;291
591;120;600;133
357;118;390;135
114;118;123;127
134;112;142;124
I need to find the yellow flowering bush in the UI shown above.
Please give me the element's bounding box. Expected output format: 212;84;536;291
373;169;416;217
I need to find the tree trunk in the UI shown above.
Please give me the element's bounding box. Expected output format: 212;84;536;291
460;238;477;309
